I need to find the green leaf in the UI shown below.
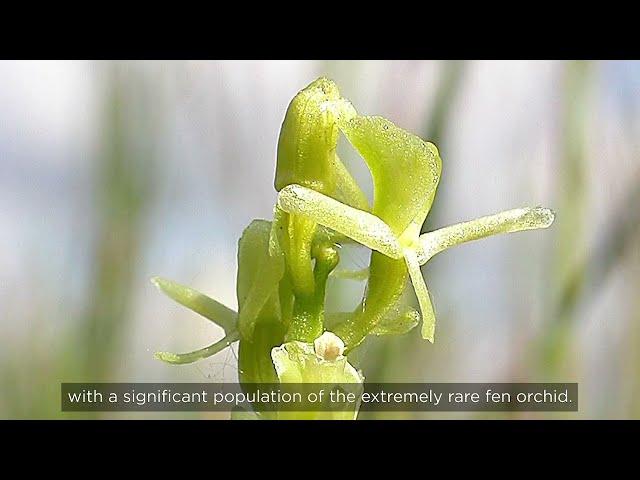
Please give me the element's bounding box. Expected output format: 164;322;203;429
151;276;237;332
237;220;285;339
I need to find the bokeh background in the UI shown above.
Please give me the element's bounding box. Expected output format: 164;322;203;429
1;60;639;419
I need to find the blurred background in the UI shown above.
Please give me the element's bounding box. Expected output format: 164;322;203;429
0;60;638;419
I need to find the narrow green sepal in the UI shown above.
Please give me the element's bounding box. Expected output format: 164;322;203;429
154;330;240;365
151;276;237;332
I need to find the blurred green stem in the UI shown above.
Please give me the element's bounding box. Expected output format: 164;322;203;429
538;61;591;375
81;63;160;382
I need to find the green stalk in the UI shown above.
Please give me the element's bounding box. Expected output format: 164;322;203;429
537;61;591;376
287;243;339;342
82;63;161;383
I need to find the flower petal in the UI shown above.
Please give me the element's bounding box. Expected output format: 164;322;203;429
403;248;436;342
339;115;442;235
277;184;402;259
418;207;556;264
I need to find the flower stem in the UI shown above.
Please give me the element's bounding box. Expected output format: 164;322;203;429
286;243;339;342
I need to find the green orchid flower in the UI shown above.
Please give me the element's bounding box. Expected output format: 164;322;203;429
270;332;364;420
274;79;554;347
151;77;555;419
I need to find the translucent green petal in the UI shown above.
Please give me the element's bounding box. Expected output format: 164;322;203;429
237;220;285;339
331;153;370;211
418;207;556;264
154;330;239;365
403;248;436;342
277;184;402;259
327;304;419;336
151;276;237;332
371;304;420;336
339;115;442;235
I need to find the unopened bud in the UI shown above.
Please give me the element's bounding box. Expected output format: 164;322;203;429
314;332;345;361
